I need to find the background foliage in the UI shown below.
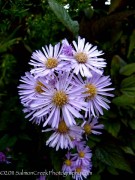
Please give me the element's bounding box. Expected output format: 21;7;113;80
0;0;135;179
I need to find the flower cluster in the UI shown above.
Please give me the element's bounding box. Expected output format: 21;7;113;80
18;36;114;179
62;142;92;180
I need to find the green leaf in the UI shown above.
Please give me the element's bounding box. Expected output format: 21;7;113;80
23;43;33;53
104;121;120;137
121;76;135;88
64;176;71;180
127;29;135;58
90;174;101;180
7;136;17;147
107;167;119;175
121;76;135;96
121;146;135;156
121;87;135;96
48;0;79;36
50;150;61;171
87;139;96;148
88;135;101;142
128;119;135;130
112;95;135;106
119;63;135;76
0;134;17;151
111;55;126;77
95;145;132;173
110;22;123;44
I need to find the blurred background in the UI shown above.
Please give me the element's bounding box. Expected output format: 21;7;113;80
0;0;135;179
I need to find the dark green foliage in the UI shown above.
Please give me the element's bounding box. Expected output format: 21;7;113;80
48;0;79;37
0;0;135;179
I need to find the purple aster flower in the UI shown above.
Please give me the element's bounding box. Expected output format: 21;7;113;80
61;39;73;56
74;71;114;117
71;145;92;167
60;36;106;77
84;71;114;117
0;152;11;164
81;116;104;138
0;152;6;163
43;120;83;151
62;152;74;174
30;72;87;128
18;72;47;106
29;42;69;77
72;165;92;180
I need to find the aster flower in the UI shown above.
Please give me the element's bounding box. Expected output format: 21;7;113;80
43;120;83;151
30;72;87;128
74;71;114;117
72;165;92;180
18;72;47;106
81;116;104;138
62;152;74;174
84;71;114;117
60;36;106;77
0;152;6;163
71;145;92;167
29;42;69;77
0;152;11;164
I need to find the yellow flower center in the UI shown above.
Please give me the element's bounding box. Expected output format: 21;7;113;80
76;167;82;173
35;81;45;93
74;52;88;63
78;151;85;158
45;58;58;69
52;90;68;107
84;83;97;100
65;159;71;166
57;120;69;133
83;123;91;135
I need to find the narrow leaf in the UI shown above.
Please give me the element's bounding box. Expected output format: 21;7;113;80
129;119;135;130
121;146;135;156
127;29;135;58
